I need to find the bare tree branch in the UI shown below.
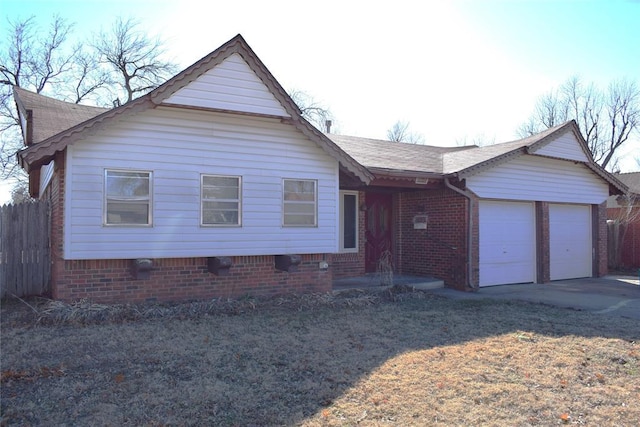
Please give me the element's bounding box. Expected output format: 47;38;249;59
518;76;640;170
0;15;177;194
288;89;334;132
93;17;177;103
387;120;425;144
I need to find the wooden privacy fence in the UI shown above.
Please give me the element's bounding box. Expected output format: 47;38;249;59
0;201;51;298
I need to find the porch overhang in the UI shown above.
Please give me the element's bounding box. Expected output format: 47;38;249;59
349;167;444;190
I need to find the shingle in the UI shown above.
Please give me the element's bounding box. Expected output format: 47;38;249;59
14;87;107;144
327;122;572;175
615;172;640;194
326;134;473;174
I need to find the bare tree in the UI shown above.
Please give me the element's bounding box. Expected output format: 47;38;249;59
387;120;425;144
288;89;334;132
93;17;177;103
0;16;79;183
1;15;178;195
518;76;640;170
455;133;495;147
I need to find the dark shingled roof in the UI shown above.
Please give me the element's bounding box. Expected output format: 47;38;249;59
327;121;579;176
13;86;108;144
326;134;474;175
615;172;640;195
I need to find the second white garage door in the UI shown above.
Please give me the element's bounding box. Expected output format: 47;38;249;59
549;204;592;280
479;201;536;287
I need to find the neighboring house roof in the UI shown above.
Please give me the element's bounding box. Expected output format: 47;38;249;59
615;172;640;195
15;34;373;184
607;172;640;207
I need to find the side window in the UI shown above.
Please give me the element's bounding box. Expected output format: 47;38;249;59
283;179;317;227
340;191;358;252
201;175;241;226
104;170;152;226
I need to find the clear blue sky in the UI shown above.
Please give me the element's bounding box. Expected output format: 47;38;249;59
2;0;639;202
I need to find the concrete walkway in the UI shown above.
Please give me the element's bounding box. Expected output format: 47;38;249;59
427;275;640;320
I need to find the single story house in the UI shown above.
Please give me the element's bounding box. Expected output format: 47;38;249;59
607;172;640;269
15;34;626;303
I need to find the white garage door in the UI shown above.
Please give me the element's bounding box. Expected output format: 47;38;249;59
479;201;536;287
549;204;592;280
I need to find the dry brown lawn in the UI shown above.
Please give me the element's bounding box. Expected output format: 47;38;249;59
1;288;639;426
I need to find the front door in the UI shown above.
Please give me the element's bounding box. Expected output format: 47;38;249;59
365;193;393;273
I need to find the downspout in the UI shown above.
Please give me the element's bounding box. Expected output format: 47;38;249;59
444;177;478;291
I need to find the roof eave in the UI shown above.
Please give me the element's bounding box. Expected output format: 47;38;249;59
585;163;628;195
368;167;443;180
283;117;373;184
17;96;153;173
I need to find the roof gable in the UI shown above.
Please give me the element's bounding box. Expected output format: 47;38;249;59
530;125;591;161
446;121;593;178
16;34;371;183
162;53;290;117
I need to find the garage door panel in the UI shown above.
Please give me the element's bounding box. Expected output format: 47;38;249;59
550;204;591;280
479;201;536;287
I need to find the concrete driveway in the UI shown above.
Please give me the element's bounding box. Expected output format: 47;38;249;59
429;275;640;320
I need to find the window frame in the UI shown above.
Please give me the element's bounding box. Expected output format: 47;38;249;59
103;169;153;227
282;178;318;227
339;190;359;253
200;174;242;227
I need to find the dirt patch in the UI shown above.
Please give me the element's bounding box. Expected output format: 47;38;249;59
2;288;639;426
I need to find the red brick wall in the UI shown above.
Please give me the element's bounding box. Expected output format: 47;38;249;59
536;202;550;283
53;254;332;303
332;191;366;279
47;152;66;300
396;188;468;290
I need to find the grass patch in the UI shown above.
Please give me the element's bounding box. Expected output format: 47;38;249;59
1;289;639;426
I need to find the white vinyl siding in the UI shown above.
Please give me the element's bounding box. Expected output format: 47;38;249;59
64;107;338;259
162;54;289;117
104;170;152;226
534;131;590;161
201;175;241;226
466;155;609;204
282;179;317;227
339;191;358;252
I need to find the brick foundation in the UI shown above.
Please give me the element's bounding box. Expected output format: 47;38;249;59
53;254;332;303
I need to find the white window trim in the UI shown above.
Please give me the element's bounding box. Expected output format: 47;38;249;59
339;190;359;253
200;174;242;227
103;169;153;227
282;178;318;227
